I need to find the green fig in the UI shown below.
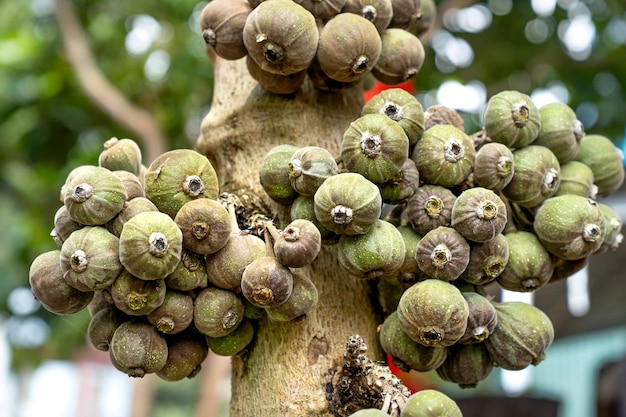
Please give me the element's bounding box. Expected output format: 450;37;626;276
574;134;625;197
483;90;541;149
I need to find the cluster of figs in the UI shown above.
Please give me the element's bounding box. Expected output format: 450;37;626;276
259;86;625;393
200;0;435;94
29;137;323;381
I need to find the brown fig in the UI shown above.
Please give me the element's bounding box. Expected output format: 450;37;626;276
371;28;425;85
165;249;208;291
457;292;498;344
200;0;251;60
147;290;194;334
406;184;456;236
316;13;382;83
294;0;346;19
110;321;168;377
472;142;515;192
342;0;393;32
414;226;470;282
271;220;322;268
109;270;166;316
193;286;244;338
451;187;508;243
156;330;209;381
174;198;231;255
29;250;94;315
243;0;319;75
461;233;509;285
436;342;494;389
87;305;127;351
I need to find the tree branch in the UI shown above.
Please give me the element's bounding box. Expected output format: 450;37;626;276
53;0;167;163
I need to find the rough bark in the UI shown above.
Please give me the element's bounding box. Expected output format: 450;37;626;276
197;56;384;417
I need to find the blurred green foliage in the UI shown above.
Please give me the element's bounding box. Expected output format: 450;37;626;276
1;0;624;371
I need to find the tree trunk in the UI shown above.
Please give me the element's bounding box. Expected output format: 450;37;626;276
197;57;384;417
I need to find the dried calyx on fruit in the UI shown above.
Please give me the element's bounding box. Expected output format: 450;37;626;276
243;0;319;75
316;13;382;83
200;0;251;60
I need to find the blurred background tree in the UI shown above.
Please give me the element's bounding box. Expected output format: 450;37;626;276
1;0;624;377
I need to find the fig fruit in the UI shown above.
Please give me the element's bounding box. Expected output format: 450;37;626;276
483;90;541;149
401;389;462;417
60;226;123;292
200;0;251;60
534;102;584;164
174;198;231;255
194;286;244;338
574;134;625;197
411;124;475;188
64;165;127;225
313;172;382;236
371;28;425;85
361;87;425;146
451;187;508;243
260;144;300;205
397;279;469;347
406;184;456;236
144;149;219;218
265;270;318;322
98;137;142;175
338;218;406;279
243;0;319;75
157;330;209;381
341;113;410;183
109;270;166;316
29;249;94;315
342;0;393;32
380;311;447;372
472;142;515;192
533;195;605;260
316;13;382;83
288;146;339;196
414;226;470;282
207;319;255;356
497;231;553;292
110;321;168;377
485;301;554;370
502;145;560;208
119;211;183;280
436;342;494;389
